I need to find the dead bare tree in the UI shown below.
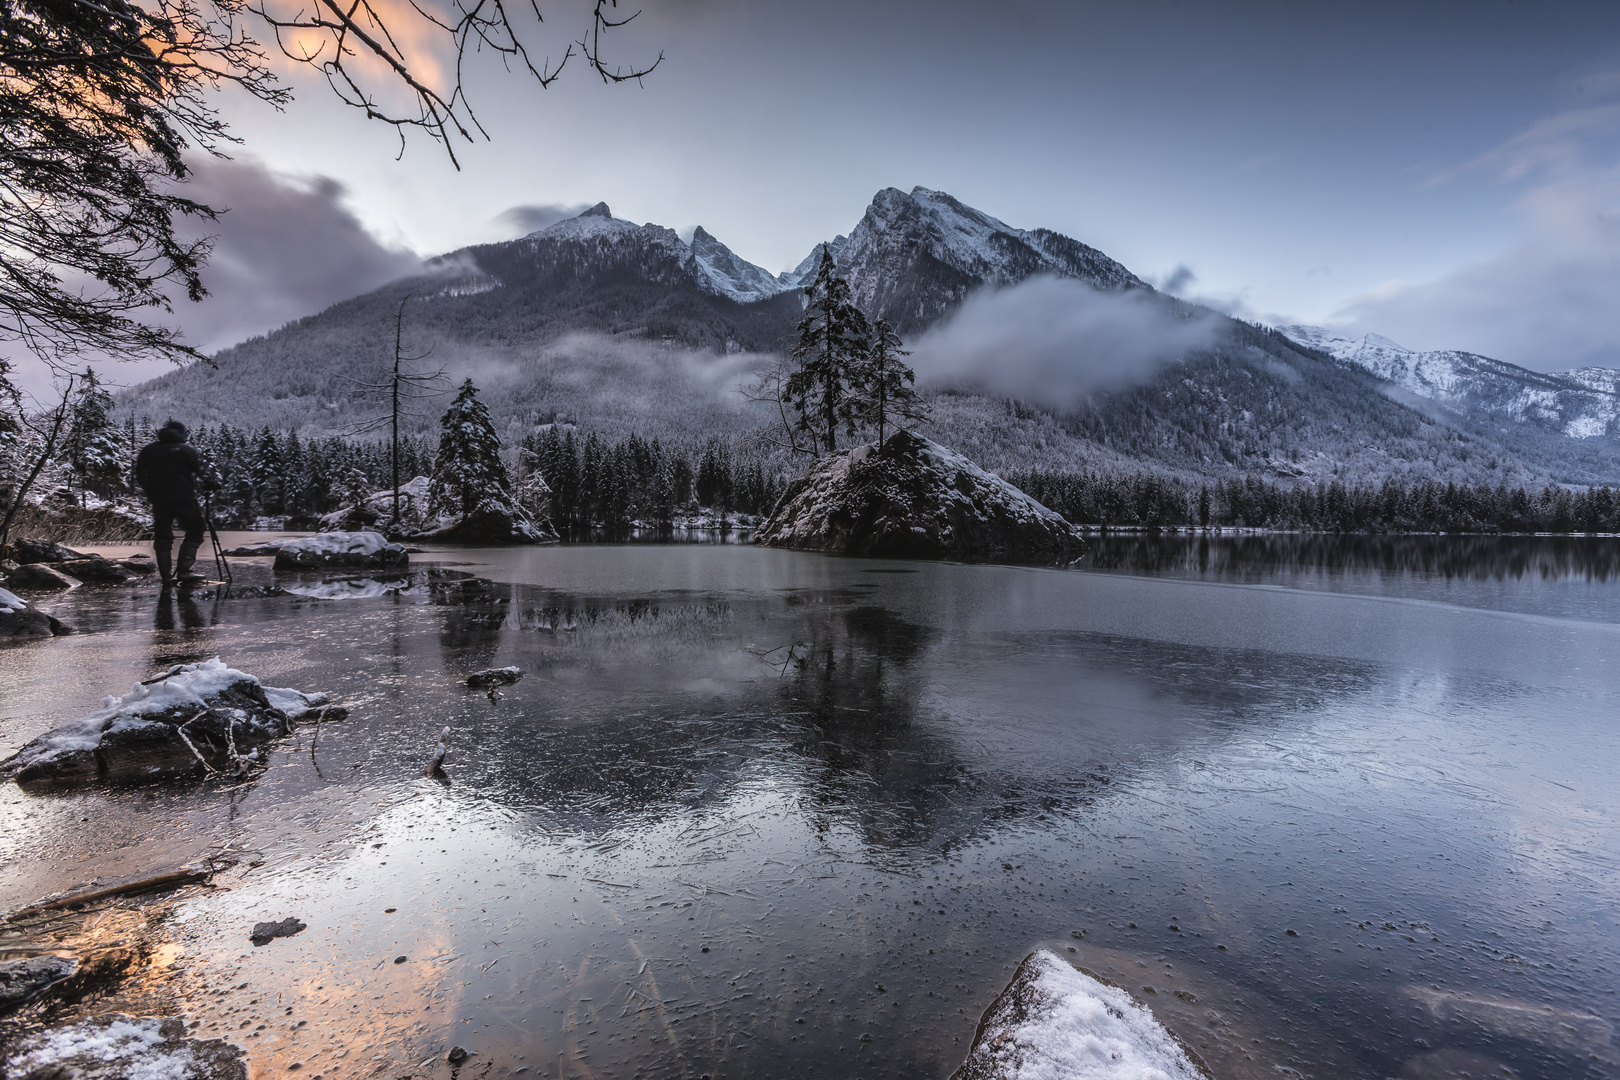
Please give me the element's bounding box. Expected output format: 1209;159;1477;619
0;374;75;549
340;294;449;531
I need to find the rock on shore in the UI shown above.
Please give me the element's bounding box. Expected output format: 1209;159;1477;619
953;950;1207;1080
1;658;339;788
273;530;410;570
0;588;72;642
755;432;1085;564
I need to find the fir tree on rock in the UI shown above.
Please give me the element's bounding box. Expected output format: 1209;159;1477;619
862;319;930;446
785;245;872;454
427;379;557;544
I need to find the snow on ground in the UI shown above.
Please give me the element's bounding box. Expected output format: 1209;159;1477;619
7;1016;197;1080
0;588;27;614
958;950;1206;1080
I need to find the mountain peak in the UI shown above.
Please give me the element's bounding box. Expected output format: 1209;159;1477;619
580;202;613;219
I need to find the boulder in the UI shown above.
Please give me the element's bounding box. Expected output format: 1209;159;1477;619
953;950;1207;1080
4;562;80;591
273;531;409;570
0;955;77;1012
119;555;156;574
411;507;555;545
0;588;72;641
6;537;87;564
1;1015;246;1080
467;666;523;688
221;539;289;557
756;432;1085;565
2;657;339;788
55;556;139;583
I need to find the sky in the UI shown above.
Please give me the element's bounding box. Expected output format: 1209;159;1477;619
14;0;1620;398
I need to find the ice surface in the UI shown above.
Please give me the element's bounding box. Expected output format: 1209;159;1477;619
959;950;1206;1080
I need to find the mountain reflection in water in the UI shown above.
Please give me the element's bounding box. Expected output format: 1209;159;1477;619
0;538;1616;1080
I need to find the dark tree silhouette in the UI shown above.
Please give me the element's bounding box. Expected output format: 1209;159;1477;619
785;245;871;454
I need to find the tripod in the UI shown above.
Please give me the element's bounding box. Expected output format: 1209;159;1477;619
203;494;232;589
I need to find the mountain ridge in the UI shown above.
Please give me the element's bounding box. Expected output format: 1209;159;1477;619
115;189;1620;488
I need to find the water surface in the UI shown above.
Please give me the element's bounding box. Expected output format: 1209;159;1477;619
1;536;1616;1079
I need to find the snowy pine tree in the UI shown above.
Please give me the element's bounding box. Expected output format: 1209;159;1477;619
64;367;123;497
861;319;929;446
429;379;537;537
785;245;871;454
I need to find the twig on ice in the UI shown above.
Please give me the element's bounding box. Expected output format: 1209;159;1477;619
425;726;451;777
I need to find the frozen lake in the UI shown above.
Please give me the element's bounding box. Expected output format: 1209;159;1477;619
2;536;1617;1078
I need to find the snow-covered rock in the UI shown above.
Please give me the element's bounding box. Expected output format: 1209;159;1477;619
953;950;1207;1080
319;475;434;534
0;587;72;641
1280;325;1620;441
755;431;1085;564
273;530;409;570
1;1014;246;1080
1;658;339;788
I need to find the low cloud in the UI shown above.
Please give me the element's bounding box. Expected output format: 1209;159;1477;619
167;158;421;355
908;276;1222;410
1332;86;1620;372
496;203;592;237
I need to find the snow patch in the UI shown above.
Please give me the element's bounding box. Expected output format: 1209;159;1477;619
958;950;1206;1080
0;588;26;614
9;1017;198;1080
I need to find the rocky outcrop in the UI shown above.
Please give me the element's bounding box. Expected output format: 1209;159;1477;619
6;538;87;564
273;531;410;570
55;556;139;583
410;507;554;544
0;956;77;1011
755;432;1085;564
4;562;80;591
953;950;1207;1080
2;658;340;788
0;588;72;641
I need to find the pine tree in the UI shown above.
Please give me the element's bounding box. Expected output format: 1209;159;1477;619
429;379;518;522
861;319;929;446
64;366;122;497
785;245;871;453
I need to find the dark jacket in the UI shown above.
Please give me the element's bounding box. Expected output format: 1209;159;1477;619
135;427;204;505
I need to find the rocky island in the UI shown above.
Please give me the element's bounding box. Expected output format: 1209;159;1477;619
755;431;1085;564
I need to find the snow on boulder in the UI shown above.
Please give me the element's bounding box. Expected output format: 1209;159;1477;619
1;1014;246;1080
273;530;409;570
953;950;1208;1080
756;431;1085;564
320;475;435;534
1;658;341;788
0;587;72;642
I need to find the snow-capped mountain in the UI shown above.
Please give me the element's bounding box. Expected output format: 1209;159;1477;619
792;187;1146;333
1281;325;1620;442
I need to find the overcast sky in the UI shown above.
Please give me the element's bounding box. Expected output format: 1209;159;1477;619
18;0;1620;397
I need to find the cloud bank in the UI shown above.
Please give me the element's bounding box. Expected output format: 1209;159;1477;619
1331;93;1620;372
908;277;1222;410
496;203;592;237
166;159;421;356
